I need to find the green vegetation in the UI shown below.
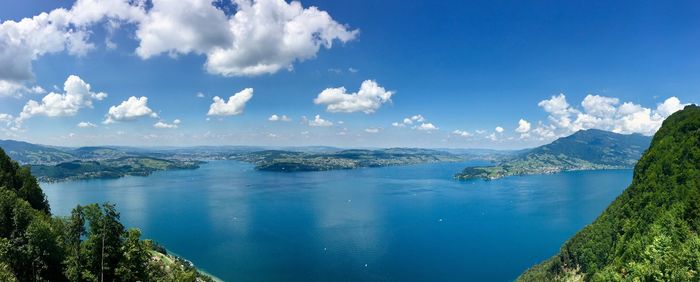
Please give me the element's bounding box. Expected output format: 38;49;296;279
456;129;651;180
236;148;465;172
30;157;202;182
518;105;700;281
0;147;214;281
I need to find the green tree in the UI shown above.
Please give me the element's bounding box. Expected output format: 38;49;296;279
116;228;150;281
64;205;86;281
83;203;125;282
519;105;700;281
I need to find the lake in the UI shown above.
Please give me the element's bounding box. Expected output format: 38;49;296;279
43;161;631;281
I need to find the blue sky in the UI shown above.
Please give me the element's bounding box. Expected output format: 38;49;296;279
0;0;698;149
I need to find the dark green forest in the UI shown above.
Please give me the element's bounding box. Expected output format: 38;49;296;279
519;105;700;281
0;148;212;281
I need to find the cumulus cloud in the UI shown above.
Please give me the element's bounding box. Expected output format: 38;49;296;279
154;119;180;129
495;126;504;133
0;0;355;87
393;114;425;127
308;115;333;127
77;121;97;128
18;75;107;123
416;123;438;131
137;0;358;76
207;88;253;116
365;127;379;133
515;119;531;133
487;133;499;141
452;129;471;137
0;0;145;87
268;114;291;122
314;80;393;113
655;97;685;117
104;96;156;124
536;94;689;138
0;114;14;128
0;81;45;97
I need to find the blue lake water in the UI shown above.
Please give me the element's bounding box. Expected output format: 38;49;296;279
42;161;631;281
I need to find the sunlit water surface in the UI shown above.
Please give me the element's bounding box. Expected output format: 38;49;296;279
43;160;631;281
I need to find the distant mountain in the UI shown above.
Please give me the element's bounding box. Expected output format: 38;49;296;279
0;139;75;165
70;146;129;159
235;148;466;172
518;106;700;280
31;156;202;182
529;129;651;166
455;129;652;180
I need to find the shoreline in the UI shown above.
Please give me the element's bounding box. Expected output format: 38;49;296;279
165;249;225;282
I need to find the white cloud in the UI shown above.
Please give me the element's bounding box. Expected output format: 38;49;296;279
515;119;531;133
0;0;355;88
314;80;393;113
365;127;379;133
77;121;97;128
154;119;180;129
0;0;145;86
416;123;438;131
581;95;619;118
656;96;685;117
452;129;471;137
308;114;333;127
207;88;253;116
393;114;425;127
104;96;156;124
537;94;689;137
532;123;556;140
0;81;45;97
137;0;358;76
18;75;107;123
268;114;291;122
0;114;13;130
411;115;425;123
495;126;504;133
348;67;358;73
487;133;498;141
196;92;205;98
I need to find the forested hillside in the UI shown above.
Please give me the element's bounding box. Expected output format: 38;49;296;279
518;105;700;281
0;148;212;281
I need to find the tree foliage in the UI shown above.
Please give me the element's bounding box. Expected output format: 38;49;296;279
0;147;213;281
519;105;700;281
